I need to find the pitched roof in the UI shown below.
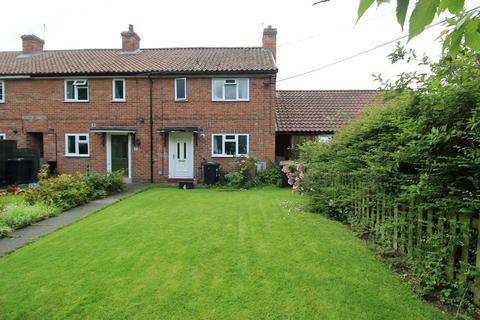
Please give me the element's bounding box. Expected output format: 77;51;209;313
0;47;277;76
276;90;381;133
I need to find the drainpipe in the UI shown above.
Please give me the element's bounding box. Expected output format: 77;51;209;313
148;74;154;184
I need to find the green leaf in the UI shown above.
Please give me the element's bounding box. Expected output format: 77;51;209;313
438;0;464;15
464;19;480;51
443;26;464;57
357;0;376;20
396;0;410;30
409;0;441;40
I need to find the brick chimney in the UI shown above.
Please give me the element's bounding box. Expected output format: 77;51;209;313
262;25;277;61
121;24;141;52
21;35;44;54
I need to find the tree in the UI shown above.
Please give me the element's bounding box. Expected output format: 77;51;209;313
357;0;480;56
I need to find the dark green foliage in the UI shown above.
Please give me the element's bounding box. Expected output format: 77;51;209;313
254;162;283;186
25;165;126;210
24;172;91;210
299;47;480;316
85;170;126;199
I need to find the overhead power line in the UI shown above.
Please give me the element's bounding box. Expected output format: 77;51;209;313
278;5;480;82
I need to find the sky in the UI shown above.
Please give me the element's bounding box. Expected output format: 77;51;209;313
1;0;479;90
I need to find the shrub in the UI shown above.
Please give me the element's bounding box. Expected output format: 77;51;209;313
298;47;480;316
254;162;282;186
223;172;243;189
85;170;126;199
220;154;256;189
0;202;61;230
24;173;91;210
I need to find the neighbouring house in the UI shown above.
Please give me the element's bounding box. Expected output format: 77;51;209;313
0;25;278;183
275;90;381;160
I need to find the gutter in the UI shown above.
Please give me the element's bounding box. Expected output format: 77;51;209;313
148;74;154;184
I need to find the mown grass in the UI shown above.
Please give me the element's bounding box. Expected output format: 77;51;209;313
0;187;444;319
0;194;23;206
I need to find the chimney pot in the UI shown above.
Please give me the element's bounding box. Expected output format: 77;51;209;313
121;24;141;52
262;25;277;61
21;35;44;54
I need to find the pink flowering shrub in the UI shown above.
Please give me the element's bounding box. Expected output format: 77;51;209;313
223;154;256;189
282;162;304;192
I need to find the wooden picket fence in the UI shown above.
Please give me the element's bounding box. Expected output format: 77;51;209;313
323;173;480;304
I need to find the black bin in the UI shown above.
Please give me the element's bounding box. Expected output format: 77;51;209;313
6;157;34;185
202;162;220;185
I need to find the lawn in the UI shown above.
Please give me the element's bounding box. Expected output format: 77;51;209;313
0;187;444;319
0;193;23;206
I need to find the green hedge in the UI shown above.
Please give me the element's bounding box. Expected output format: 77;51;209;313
298;48;480;316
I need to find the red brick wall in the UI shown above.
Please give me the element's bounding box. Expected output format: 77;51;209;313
0;75;276;183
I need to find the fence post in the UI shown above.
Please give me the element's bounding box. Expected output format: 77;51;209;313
446;210;457;281
458;213;471;285
407;202;413;254
473;217;480;305
393;204;399;251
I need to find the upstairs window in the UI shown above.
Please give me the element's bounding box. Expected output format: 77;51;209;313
65;80;89;102
212;79;249;101
175;78;187;101
0;80;4;103
112;79;126;101
0;133;6;140
65;133;89;157
212;134;249;157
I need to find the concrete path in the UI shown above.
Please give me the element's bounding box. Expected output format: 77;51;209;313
0;183;149;256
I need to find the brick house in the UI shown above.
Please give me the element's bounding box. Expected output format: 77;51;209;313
0;25;278;183
275;90;381;160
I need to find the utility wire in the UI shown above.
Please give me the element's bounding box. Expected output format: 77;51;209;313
277;5;480;82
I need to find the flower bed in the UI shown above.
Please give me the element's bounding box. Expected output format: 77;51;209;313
0;166;126;238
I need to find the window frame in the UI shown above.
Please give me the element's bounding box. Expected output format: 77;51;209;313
318;135;332;143
174;78;188;101
64;79;89;102
211;133;249;157
211;78;249;102
0;133;6;140
112;79;126;102
65;133;90;157
0;80;4;103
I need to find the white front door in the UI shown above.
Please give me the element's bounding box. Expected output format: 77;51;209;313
168;132;194;179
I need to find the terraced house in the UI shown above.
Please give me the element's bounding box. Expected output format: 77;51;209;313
0;25;278;183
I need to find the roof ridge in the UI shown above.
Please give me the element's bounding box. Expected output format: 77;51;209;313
0;46;266;54
277;89;379;92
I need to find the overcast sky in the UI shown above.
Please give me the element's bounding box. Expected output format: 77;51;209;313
2;0;479;90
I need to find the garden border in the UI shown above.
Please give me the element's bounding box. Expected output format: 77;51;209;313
0;183;150;256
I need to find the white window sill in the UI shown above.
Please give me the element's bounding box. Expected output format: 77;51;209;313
64;100;90;103
212;99;250;102
211;154;248;158
112;100;126;103
65;154;90;158
175;99;188;102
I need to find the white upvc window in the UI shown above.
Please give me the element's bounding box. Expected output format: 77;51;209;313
65;133;90;157
212;134;249;157
0;133;6;140
212;78;249;101
112;79;126;102
318;135;332;142
64;79;89;102
0;80;5;103
175;78;187;101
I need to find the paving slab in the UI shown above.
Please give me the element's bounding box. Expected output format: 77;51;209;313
0;183;149;256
